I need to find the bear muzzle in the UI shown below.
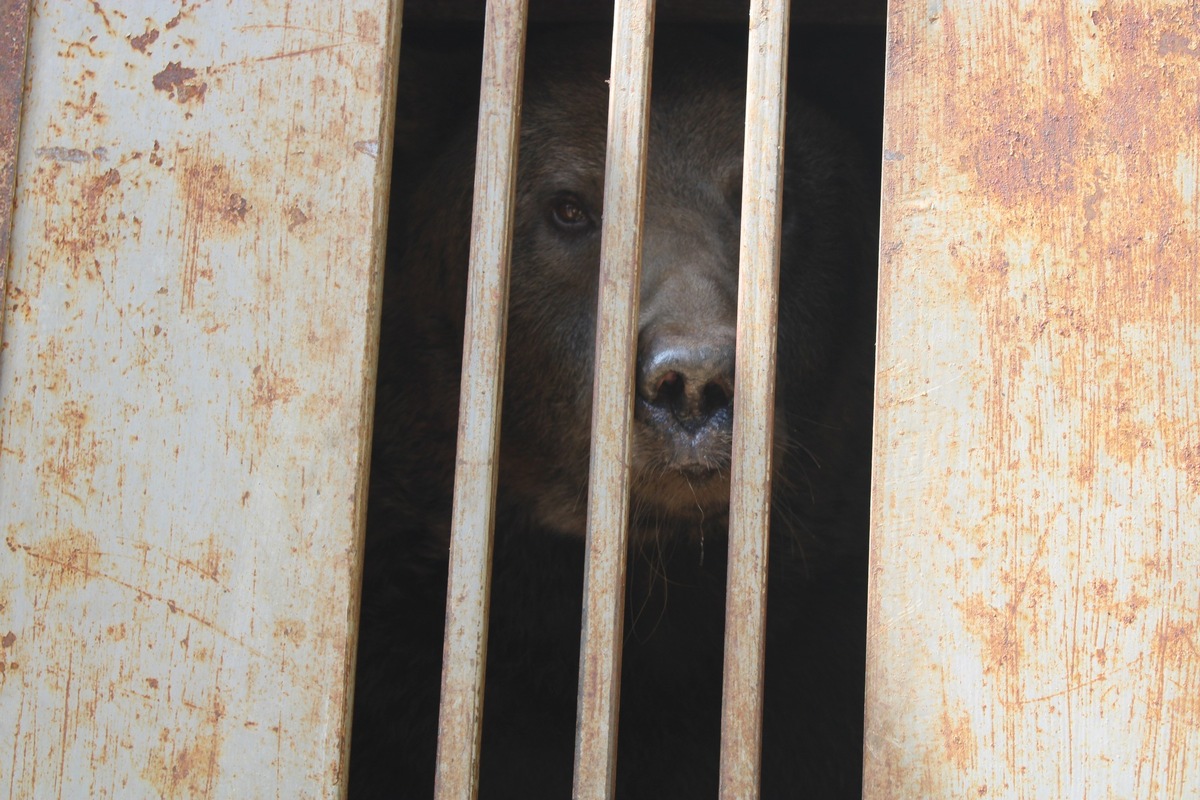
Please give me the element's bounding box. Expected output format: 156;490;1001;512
635;331;735;476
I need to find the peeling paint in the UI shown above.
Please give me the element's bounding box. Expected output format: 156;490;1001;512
129;28;158;53
35;146;89;163
152;61;207;104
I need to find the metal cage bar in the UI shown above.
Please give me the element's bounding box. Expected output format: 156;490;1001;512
0;0;33;334
571;1;657;798
433;1;530;798
719;0;792;796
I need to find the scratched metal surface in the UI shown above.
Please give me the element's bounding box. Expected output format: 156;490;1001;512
434;1;527;798
865;1;1200;798
718;0;790;796
0;1;400;797
0;0;32;293
572;2;655;797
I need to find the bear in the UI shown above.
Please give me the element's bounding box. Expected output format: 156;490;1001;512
349;26;876;800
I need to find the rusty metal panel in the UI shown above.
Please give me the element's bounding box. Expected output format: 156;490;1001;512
718;0;791;797
572;2;655;798
865;1;1199;798
0;1;401;797
434;1;528;798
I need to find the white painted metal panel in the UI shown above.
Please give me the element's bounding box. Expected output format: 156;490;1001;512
0;1;401;797
865;1;1200;797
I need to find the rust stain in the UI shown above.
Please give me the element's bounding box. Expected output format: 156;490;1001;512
88;0;115;34
940;6;1084;211
1090;578;1149;625
130;27;159;53
175;537;230;583
152;61;207;104
1;631;14;648
32;154;126;282
227;193;249;222
63;89;108;124
960;594;1021;675
940;708;976;773
274;618;307;647
1107;401;1153;466
251;362;299;408
286;204;309;231
43;402;101;497
354;9;380;41
165;6;190;30
1157;30;1199;58
1178;442;1200;491
177;155;252;310
1094;4;1200;150
1156;620;1199;662
7;283;32;321
37;336;72;393
18;527;101;589
83;166;120;203
963;249;1009;306
144;729;223;798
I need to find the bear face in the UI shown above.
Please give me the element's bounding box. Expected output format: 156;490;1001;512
352;27;876;800
385;32;870;544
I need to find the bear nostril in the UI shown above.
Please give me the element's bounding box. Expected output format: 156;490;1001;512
638;339;735;432
653;370;684;406
700;379;732;416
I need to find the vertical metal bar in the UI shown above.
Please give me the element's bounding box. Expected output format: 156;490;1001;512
572;1;656;798
0;0;33;323
433;1;529;798
718;0;791;797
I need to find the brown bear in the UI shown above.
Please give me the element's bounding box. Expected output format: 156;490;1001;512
350;27;876;800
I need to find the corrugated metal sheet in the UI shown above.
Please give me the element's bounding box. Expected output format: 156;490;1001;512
0;1;401;797
865;1;1200;797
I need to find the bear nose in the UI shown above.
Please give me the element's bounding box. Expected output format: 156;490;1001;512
637;336;735;432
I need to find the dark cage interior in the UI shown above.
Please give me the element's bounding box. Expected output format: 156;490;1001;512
351;1;886;798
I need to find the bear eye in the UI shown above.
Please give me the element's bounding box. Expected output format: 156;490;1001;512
549;193;594;232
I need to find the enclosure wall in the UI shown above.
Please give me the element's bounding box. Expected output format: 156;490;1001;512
865;1;1200;797
0;2;402;797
